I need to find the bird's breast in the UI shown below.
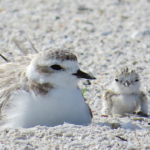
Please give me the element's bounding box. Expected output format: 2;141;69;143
3;88;91;128
111;94;141;114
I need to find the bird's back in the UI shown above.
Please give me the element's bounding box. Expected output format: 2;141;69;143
0;55;31;111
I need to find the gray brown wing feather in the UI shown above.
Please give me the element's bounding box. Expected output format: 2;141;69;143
103;89;118;106
138;91;149;116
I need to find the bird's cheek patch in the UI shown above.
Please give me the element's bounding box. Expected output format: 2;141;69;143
36;65;54;75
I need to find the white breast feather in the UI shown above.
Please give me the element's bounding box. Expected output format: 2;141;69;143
2;89;91;128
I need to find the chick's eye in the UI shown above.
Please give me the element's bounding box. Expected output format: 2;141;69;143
135;79;139;82
51;65;62;70
115;79;119;82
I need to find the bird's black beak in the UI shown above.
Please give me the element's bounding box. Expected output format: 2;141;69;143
72;69;96;79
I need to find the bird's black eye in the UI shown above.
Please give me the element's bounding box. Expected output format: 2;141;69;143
51;65;62;70
115;79;119;82
135;79;139;82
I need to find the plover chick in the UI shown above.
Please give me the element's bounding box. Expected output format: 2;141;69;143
101;67;148;117
0;49;95;128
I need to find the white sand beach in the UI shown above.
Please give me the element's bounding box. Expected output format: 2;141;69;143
0;0;150;149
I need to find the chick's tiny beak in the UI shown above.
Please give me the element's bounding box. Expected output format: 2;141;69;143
72;69;96;79
123;81;131;87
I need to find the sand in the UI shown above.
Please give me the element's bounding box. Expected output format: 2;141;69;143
0;0;150;149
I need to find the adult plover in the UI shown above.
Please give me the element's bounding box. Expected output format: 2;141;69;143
101;67;148;117
0;48;95;128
